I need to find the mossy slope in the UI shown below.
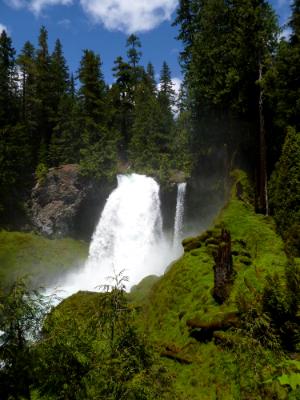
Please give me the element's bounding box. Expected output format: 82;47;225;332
135;170;288;399
0;231;88;287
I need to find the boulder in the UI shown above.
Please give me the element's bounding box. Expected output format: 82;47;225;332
31;164;115;240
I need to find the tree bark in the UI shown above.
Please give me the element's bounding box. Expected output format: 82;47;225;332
258;61;269;215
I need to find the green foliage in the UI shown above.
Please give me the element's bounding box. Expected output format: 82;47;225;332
269;127;300;255
0;230;88;287
35;162;48;183
34;272;173;399
0;278;52;400
0;29;18;127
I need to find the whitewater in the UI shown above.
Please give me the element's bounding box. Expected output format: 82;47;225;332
50;174;187;297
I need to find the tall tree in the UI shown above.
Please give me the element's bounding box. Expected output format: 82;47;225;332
157;61;175;152
78;50;117;179
146;62;157;92
35;26;52;163
0;30;18;127
126;34;142;69
174;0;278;213
269;127;300;255
17;41;36;126
111;56;135;151
49;39;69;113
78;49;106;123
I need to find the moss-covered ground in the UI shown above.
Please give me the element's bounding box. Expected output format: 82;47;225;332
0;230;88;287
129;170;293;399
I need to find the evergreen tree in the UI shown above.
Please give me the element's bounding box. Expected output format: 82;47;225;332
0;30;18;127
78;49;106;123
269;127;300;255
78;50;117;179
126;34;142;69
35;26;52;163
174;0;279;213
48;94;82;166
157;62;175;152
290;0;300;44
111;56;135;151
146;62;157;92
49;39;69;114
17;41;36;126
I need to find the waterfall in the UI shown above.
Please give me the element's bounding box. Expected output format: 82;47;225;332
53;174;173;297
173;182;187;253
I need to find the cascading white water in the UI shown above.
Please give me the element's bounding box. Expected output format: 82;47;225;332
52;174;174;297
173;182;187;255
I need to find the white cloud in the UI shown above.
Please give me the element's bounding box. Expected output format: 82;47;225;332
279;27;291;40
5;0;73;14
6;0;24;9
79;0;178;33
172;77;182;97
5;0;178;33
58;18;72;29
0;23;9;34
30;0;73;14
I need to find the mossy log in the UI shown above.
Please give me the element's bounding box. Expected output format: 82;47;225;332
160;345;192;364
182;236;202;252
186;312;239;342
160;350;192;364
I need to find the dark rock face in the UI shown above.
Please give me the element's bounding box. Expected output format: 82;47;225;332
31;164;116;240
212;229;234;304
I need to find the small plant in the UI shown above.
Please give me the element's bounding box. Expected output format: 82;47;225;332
35;162;48;184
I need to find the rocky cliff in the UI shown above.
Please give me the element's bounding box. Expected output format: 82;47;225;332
31;164;116;240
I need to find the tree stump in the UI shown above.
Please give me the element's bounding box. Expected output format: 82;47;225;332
212;229;233;304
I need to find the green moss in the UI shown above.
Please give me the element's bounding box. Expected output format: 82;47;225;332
129;275;160;305
133;170;288;399
0;230;88;287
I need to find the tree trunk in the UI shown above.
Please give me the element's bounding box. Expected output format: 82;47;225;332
212;229;233;304
258;62;269;215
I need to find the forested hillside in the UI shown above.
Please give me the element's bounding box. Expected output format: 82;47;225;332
0;0;300;398
0;29;191;228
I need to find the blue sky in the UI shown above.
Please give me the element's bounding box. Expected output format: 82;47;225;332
0;0;292;88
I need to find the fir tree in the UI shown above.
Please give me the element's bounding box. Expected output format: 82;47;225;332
157;62;175;152
126;34;142;69
49;39;69;111
0;30;18;127
269;127;300;255
17;41;36;125
78;49;106;123
35;26;52;163
78;50;117;179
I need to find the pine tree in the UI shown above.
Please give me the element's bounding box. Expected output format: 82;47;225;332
17;41;36;125
0;30;18;127
111;56;135;151
174;0;279;213
157;62;175;152
129;81;162;171
49;94;82;166
269;127;300;255
49;39;69;113
126;34;142;69
290;0;300;44
146;62;157;92
78;49;106;123
78;50;117;179
35;26;52;163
